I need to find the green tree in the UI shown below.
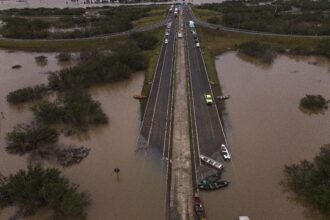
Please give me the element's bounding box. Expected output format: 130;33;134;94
0;166;89;219
284;144;330;216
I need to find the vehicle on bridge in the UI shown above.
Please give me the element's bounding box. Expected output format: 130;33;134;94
204;94;213;105
194;193;206;220
220;144;231;160
200;155;224;170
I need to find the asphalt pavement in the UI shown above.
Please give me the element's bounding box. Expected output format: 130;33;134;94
184;5;228;181
138;13;176;159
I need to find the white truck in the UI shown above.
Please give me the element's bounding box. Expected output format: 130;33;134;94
189;20;195;29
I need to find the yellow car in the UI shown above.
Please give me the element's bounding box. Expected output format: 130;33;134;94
204;94;213;105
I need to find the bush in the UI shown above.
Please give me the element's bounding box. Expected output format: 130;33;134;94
207;16;220;24
6;84;49;104
300;94;328;111
1;17;50;39
238;41;277;63
130;32;158;50
6;122;58;155
283;144;330;216
0;165;89;219
56;52;71;62
31;89;108;130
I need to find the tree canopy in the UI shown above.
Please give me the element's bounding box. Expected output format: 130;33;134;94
284;144;330;217
0;165;89;219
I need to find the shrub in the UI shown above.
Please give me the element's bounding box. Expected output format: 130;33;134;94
238;41;277;63
207;16;220;24
0;165;89;219
283;144;330;216
57;53;71;62
6;122;58;155
300;94;328;111
6;84;49;104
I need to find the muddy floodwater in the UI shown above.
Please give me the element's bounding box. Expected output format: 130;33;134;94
202;52;330;220
0;50;165;220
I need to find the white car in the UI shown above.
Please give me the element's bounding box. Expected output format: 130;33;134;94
196;42;200;48
178;32;182;38
164;38;169;44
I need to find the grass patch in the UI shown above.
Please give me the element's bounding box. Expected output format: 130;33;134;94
133;6;168;29
0;35;128;52
192;6;222;24
141;28;164;96
0;27;165;52
197;27;225;113
198;27;325;56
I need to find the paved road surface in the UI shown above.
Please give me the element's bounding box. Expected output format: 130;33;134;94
184;5;228;181
138;13;176;159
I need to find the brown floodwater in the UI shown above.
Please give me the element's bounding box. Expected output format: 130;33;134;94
202;52;330;220
0;50;165;220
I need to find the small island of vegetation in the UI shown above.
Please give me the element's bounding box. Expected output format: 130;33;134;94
238;41;277;63
299;94;328;112
0;165;89;219
283;144;330;217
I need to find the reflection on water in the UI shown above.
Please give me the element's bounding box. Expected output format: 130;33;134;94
0;50;165;220
202;52;330;220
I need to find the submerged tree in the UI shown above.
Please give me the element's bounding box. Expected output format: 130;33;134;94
0;165;89;219
300;94;328;112
6;122;58;155
283;144;330;217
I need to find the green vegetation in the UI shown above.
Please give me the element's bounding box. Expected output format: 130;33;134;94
196;26;225;114
283;144;330;217
300;94;328;112
35;55;48;65
0;6;166;39
141;28;164;96
6;122;58;155
0;7;85;16
6;84;49;104
197;27;327;57
130;32;158;50
196;0;330;35
238;41;277;63
32;89;108;130
0;165;89;219
1;17;50;39
56;52;71;62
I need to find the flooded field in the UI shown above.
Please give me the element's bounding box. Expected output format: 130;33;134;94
0;50;165;220
202;52;330;220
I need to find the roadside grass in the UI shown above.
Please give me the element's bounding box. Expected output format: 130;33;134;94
142;27;165;96
199;27;324;56
133;6;168;29
192;6;222;24
0;35;129;52
197;26;225;112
